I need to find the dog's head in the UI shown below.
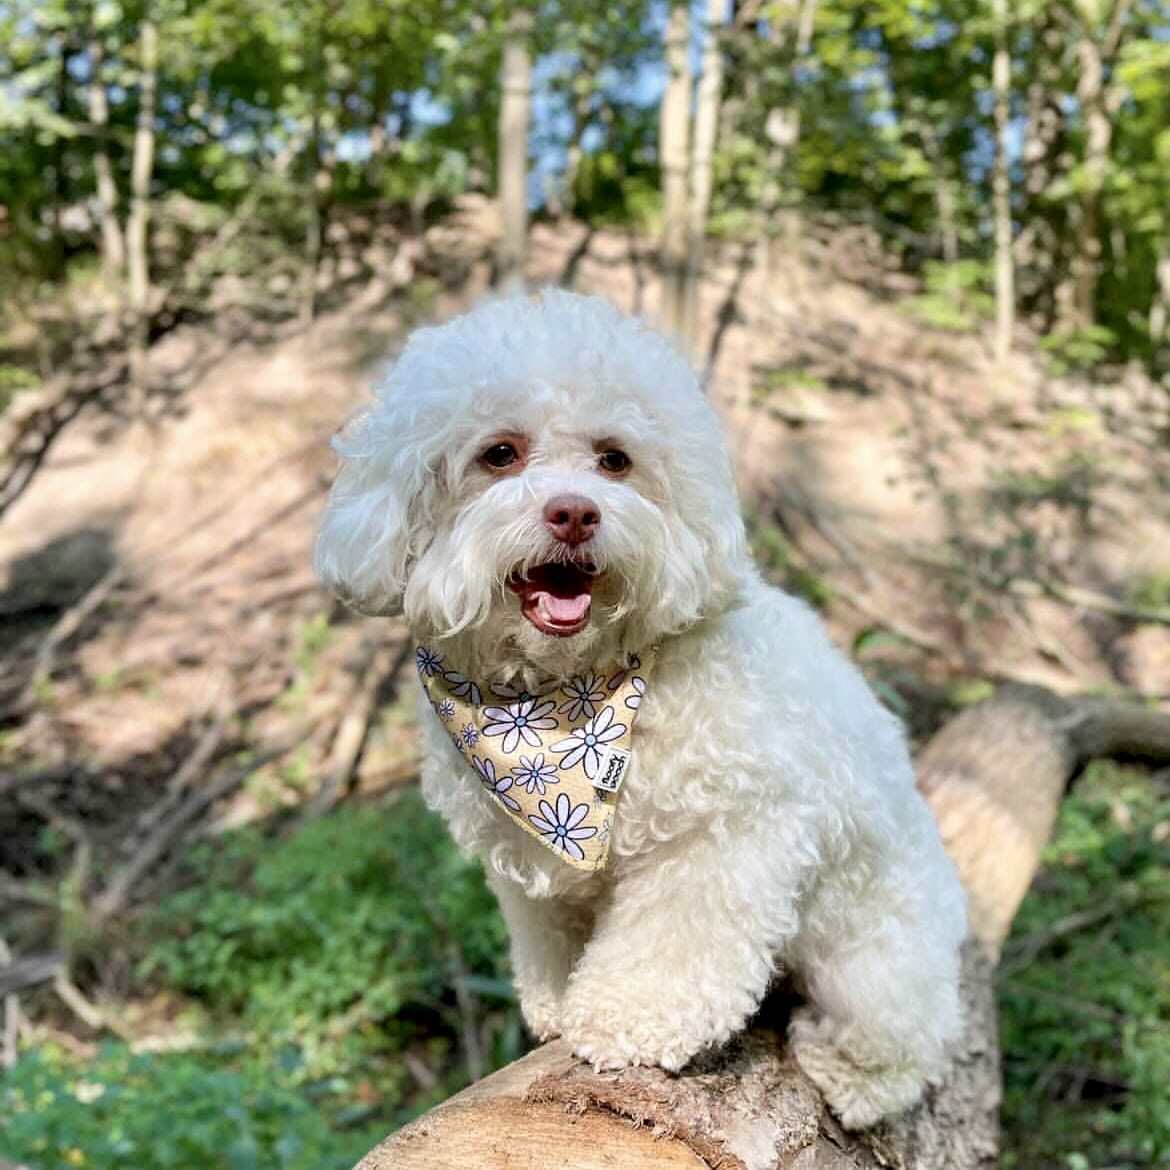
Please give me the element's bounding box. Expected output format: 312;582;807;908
316;291;749;675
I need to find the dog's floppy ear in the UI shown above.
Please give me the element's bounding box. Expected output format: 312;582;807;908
315;371;446;617
699;477;750;605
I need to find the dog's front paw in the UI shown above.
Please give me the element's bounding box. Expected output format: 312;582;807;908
518;991;563;1043
560;988;706;1073
789;1009;928;1129
564;1017;696;1072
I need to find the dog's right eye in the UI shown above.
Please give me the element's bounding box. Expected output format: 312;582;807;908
481;442;519;469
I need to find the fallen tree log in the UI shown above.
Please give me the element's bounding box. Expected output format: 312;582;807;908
357;685;1170;1170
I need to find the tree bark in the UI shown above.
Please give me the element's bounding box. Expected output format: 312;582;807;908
1013;13;1067;325
759;0;818;283
1150;241;1170;350
87;17;125;285
658;0;691;334
126;16;159;416
1066;0;1132;331
354;686;1170;1169
366;72;390;192
918;122;960;306
497;6;533;293
991;0;1015;361
301;105;336;327
562;63;598;218
682;0;729;347
48;31;74;281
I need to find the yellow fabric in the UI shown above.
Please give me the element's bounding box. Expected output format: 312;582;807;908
416;646;654;871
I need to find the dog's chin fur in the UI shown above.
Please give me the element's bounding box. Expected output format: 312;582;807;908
400;480;705;681
436;602;622;686
315;290;968;1131
409;532;704;683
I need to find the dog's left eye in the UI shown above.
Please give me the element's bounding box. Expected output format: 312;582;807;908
482;442;520;469
598;448;632;475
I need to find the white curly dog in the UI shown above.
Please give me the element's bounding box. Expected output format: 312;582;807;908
316;290;967;1128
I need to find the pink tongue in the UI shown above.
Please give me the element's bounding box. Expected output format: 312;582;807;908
535;589;591;623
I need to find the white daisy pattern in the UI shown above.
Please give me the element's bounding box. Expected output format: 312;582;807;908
416;646;443;677
551;705;628;779
528;793;598;861
558;672;608;721
416;646;654;871
482;697;558;753
471;755;496;788
492;777;522;812
510;753;560;796
471;755;520;811
443;669;482;707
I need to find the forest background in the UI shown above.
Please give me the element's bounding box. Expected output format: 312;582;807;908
1;1;1169;1167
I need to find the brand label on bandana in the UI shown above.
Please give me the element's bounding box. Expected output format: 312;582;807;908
415;647;654;872
593;745;631;793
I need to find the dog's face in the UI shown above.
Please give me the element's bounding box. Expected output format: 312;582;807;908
316;292;748;676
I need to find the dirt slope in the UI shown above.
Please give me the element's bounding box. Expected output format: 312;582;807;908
2;200;1169;866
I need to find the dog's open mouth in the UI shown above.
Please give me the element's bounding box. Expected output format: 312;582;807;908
508;562;598;637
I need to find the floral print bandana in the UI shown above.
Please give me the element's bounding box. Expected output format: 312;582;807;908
415;646;655;872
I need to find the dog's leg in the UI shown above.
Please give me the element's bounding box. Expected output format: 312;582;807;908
787;876;963;1129
559;831;796;1071
487;874;591;1041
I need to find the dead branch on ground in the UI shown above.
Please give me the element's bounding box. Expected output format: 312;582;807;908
302;634;410;818
90;730;308;925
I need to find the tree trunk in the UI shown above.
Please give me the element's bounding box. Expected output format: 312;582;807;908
759;0;818;283
658;0;691;334
1013;14;1066;326
87;17;125;285
1066;0;1131;331
1070;35;1107;329
991;0;1015;362
301;106;337;327
48;32;74;281
918;122;960;307
366;69;391;193
301;104;323;327
562;66;597;218
354;686;1170;1169
497;6;532;294
126;16;159;416
1149;241;1170;350
682;0;729;347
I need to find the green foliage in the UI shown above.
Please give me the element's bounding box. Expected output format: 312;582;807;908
2;1044;380;1170
743;507;832;611
903;260;994;333
141;794;514;1093
0;361;39;413
1039;326;1121;376
571;149;661;229
999;763;1170;1169
5;794;522;1168
2;0;1170;372
754;368;829;398
278;612;335;712
1130;570;1170;612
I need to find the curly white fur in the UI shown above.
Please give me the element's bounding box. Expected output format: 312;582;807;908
316;290;967;1129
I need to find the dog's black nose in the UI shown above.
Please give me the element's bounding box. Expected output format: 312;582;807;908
543;494;601;545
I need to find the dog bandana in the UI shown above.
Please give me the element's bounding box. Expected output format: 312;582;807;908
415;646;655;872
